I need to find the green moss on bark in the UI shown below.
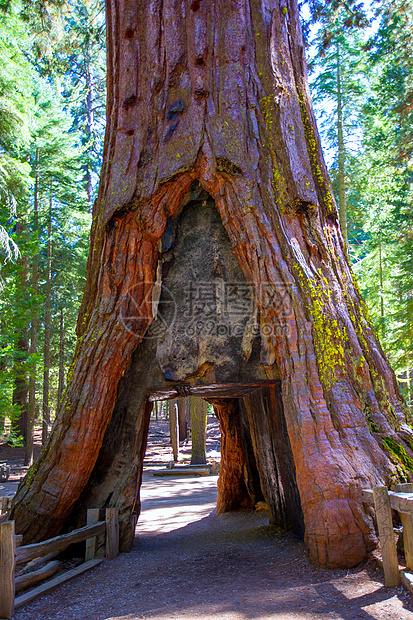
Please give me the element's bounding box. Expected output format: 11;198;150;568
382;436;413;474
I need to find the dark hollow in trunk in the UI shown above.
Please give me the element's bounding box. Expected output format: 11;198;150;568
11;0;413;569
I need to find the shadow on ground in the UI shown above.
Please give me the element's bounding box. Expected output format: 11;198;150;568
12;472;413;620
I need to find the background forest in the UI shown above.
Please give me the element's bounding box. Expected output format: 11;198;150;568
0;0;412;460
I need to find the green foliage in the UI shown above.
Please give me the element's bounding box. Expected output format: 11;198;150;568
0;0;100;435
348;4;413;392
0;0;33;265
309;28;366;153
300;0;369;44
370;0;413;164
1;0;413;439
308;0;413;409
61;0;106;208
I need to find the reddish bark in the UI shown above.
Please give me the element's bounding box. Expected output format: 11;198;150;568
241;386;304;535
11;0;413;568
212;399;254;513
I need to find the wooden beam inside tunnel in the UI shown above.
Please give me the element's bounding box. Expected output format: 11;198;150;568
148;380;281;401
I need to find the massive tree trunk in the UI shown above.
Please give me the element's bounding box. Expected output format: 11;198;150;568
11;0;413;568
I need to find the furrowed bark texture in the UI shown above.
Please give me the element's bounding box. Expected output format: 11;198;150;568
212;398;256;514
11;0;413;567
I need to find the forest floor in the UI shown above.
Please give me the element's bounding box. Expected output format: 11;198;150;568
2;418;413;619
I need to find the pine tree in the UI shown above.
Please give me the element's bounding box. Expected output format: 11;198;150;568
61;0;105;211
0;2;95;441
0;1;37;439
0;0;33;267
306;4;368;242
343;0;413;401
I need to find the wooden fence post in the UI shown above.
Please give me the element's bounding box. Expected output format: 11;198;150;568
85;509;100;562
105;508;119;561
373;486;400;586
396;483;413;570
0;521;16;619
0;498;11;515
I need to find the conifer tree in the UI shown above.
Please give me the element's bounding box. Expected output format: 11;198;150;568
0;1;95;440
306;3;368;242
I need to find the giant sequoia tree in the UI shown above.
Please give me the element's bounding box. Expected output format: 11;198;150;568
10;0;413;568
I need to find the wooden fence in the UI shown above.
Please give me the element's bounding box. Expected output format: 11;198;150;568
0;506;119;619
362;483;413;587
0;465;10;483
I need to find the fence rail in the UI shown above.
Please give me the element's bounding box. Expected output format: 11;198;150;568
0;507;119;619
362;483;413;587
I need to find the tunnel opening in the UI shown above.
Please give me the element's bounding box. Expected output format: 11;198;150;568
136;382;305;540
68;184;304;551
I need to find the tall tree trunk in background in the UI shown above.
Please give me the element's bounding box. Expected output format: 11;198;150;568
42;195;53;445
336;41;347;244
12;216;30;442
26;320;37;466
169;400;179;461
26;149;40;466
0;325;7;435
11;0;413;569
190;398;208;465
57;308;65;410
184;397;191;442
410;369;413;409
378;233;384;338
11;327;29;441
85;50;94;212
178;398;188;442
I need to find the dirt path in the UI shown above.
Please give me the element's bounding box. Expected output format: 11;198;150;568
11;470;413;620
4;420;413;619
